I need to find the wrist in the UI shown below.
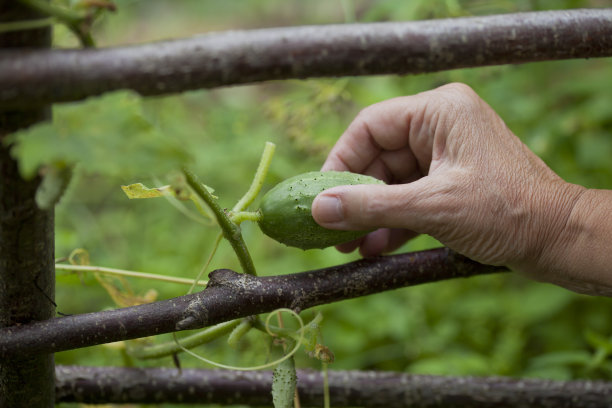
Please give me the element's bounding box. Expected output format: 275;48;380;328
511;180;586;284
520;183;612;296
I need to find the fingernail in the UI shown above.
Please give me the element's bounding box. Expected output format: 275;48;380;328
314;195;343;224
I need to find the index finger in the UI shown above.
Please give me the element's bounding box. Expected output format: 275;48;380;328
322;96;416;174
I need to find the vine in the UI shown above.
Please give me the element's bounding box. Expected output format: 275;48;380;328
14;0;117;47
56;263;208;288
173;309;305;372
125;142;330;406
53;141;333;407
182;167;258;277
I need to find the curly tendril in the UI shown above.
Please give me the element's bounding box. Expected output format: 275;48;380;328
172;308;304;371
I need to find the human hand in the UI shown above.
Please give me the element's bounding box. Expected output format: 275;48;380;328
311;83;585;280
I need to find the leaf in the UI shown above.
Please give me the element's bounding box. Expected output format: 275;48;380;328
94;273;158;308
121;183;173;199
35;163;73;210
6;91;192;179
528;350;592;369
121;182;215;200
585;330;612;354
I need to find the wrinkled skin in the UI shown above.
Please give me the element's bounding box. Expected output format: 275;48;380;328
312;83;612;296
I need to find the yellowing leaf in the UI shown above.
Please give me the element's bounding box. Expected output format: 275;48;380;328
95;273;158;308
121;183;173;199
121;182;216;201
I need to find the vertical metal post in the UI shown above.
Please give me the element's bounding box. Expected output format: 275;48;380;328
0;2;55;407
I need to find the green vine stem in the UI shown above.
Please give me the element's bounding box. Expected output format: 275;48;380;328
55;264;208;287
132;313;322;361
226;318;255;347
0;17;53;33
169;142;275;351
133;143;275;359
322;362;330;408
18;0;96;47
232;141;276;212
172;308;304;371
129;320;240;360
182;168;257;276
18;0;82;24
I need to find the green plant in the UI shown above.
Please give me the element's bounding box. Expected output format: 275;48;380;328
64;141;337;407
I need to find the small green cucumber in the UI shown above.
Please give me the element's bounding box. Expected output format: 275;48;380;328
258;171;384;250
271;354;297;408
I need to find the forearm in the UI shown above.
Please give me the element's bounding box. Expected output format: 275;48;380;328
537;188;612;296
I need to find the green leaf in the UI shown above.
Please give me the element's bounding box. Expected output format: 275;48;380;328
528;350;592;369
35;163;73;210
585;330;612;354
7;91;191;179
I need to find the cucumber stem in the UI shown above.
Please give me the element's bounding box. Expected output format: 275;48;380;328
230;210;262;224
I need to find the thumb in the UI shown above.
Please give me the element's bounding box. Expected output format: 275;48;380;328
311;179;439;233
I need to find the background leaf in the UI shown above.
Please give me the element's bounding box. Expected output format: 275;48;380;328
8;91;192;179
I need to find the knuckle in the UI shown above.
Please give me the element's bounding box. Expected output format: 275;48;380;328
443;82;476;95
354;104;377;123
436;82;482;113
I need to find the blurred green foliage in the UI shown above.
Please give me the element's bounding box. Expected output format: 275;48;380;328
9;0;612;407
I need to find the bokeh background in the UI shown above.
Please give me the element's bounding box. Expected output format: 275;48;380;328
13;1;612;407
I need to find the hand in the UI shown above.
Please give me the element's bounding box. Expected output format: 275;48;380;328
311;83;585;280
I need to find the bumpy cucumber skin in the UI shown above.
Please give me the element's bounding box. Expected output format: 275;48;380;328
258;171;384;250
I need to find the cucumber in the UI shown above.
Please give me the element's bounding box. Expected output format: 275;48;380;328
271;354;297;408
258;171;384;250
